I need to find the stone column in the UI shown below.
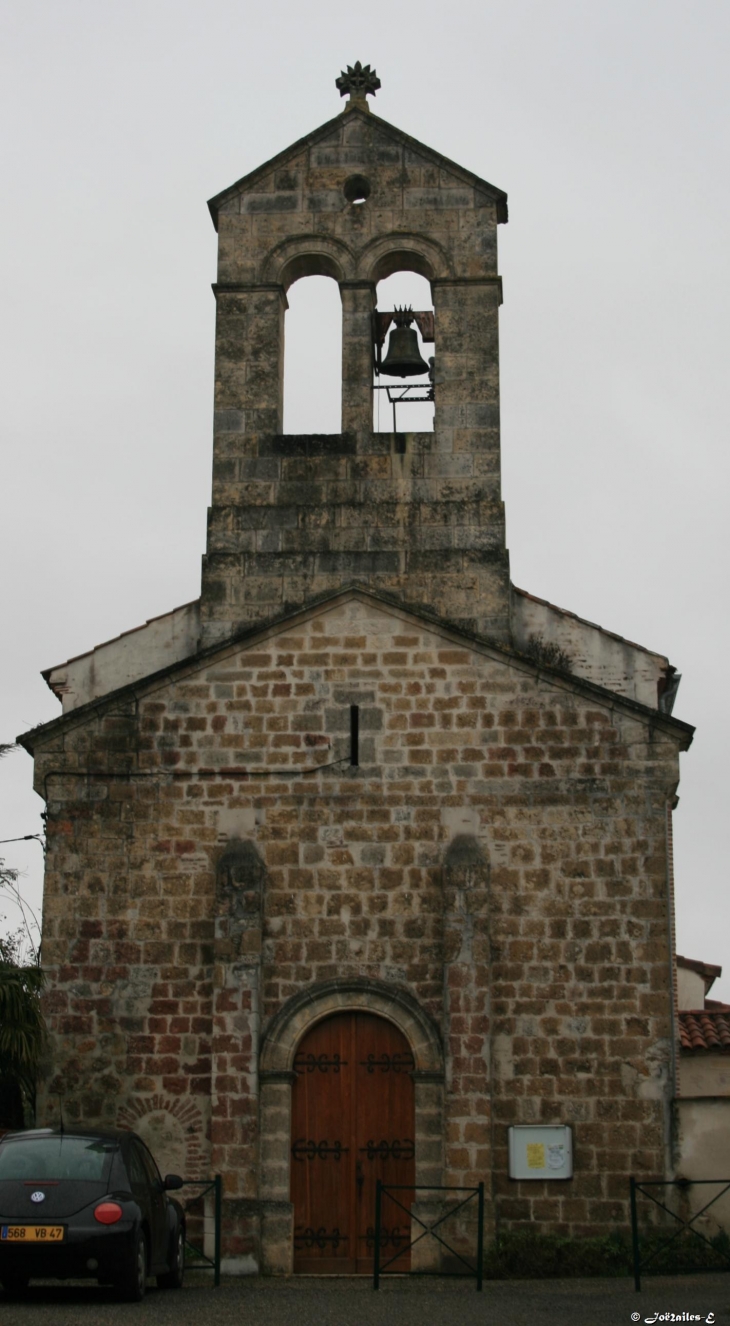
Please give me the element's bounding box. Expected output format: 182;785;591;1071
209;840;265;1271
339;280;375;436
411;1070;445;1272
258;1070;296;1274
440;835;494;1264
431;277;502;483
201;284;286;644
430;277;510;641
212;284;286;435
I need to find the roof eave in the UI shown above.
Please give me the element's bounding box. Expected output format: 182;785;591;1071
17;585;694;759
39;599;200;687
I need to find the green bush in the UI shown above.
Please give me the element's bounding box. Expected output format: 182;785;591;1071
638;1226;730;1277
482;1227;730;1279
484;1228;628;1278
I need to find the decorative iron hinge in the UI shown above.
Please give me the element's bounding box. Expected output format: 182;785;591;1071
294;1052;348;1074
359;1138;415;1162
361;1225;407;1250
292;1138;349;1162
359;1053;415;1073
294;1226;348;1250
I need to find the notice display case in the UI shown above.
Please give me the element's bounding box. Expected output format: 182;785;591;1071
507;1125;573;1180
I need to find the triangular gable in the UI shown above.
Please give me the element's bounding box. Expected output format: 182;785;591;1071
18;587;693;755
207;106;508;229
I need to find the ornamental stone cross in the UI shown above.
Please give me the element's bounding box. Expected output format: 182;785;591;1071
336;62;381;105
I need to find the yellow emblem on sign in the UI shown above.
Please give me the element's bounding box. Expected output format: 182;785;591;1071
526;1143;545;1169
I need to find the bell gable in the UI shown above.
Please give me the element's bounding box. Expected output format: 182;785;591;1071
208;103;508;242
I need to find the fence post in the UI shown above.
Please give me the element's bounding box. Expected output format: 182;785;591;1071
214;1175;222;1287
373;1179;382;1291
476;1182;484;1291
629;1175;641;1292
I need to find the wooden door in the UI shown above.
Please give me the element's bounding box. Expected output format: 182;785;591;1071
291;1011;415;1273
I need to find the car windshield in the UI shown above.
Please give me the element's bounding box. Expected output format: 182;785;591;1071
0;1136;116;1182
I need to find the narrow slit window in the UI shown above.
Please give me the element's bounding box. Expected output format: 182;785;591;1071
350;705;359;767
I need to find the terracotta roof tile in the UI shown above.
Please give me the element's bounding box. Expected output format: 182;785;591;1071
679;1009;730;1052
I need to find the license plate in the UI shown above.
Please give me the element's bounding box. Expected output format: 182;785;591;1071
1;1225;65;1242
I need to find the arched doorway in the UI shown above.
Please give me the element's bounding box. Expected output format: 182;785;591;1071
290;1011;415;1273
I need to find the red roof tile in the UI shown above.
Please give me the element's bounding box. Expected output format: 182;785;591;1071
679;1009;730;1052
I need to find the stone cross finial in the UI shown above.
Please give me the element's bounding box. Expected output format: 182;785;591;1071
336;62;381;107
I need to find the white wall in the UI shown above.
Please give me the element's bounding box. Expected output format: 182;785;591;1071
677;967;707;1010
673;1098;730;1234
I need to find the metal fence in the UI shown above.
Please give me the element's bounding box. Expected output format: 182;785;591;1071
179;1176;222;1286
629;1175;730;1291
373;1181;485;1290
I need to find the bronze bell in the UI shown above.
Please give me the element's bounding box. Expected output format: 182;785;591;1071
380;306;429;377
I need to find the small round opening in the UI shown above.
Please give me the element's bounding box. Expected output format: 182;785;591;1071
344;175;371;205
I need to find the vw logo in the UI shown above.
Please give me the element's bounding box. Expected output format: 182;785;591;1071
30;1191;45;1203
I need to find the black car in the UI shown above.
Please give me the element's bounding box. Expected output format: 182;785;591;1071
0;1127;186;1300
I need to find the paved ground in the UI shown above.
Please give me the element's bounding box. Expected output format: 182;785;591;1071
2;1271;728;1325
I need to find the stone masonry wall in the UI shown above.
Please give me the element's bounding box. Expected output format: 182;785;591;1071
33;595;686;1260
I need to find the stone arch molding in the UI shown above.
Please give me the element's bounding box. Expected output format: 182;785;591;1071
261;231;454;292
257;978;444;1273
357;231;453;285
262;234;355;289
117;1094;208;1180
259;976;443;1076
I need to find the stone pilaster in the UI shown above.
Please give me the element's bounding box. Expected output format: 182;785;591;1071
201;285;287;646
339;281;375;436
212;285;286;433
431;277;510;640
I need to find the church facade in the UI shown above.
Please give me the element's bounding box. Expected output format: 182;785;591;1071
21;65;693;1273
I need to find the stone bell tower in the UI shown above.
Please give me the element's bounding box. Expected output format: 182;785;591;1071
201;62;510;648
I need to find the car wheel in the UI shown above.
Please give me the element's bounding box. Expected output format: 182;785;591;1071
117;1229;147;1302
157;1223;185;1290
1;1271;30;1298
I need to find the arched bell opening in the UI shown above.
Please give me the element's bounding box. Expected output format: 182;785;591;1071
278;252;345;291
374;270;435;434
282;272;342;435
369;248;437;285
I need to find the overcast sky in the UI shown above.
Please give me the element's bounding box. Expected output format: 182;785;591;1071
1;1;728;994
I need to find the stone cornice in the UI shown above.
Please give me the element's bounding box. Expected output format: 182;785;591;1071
211;282;287;303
